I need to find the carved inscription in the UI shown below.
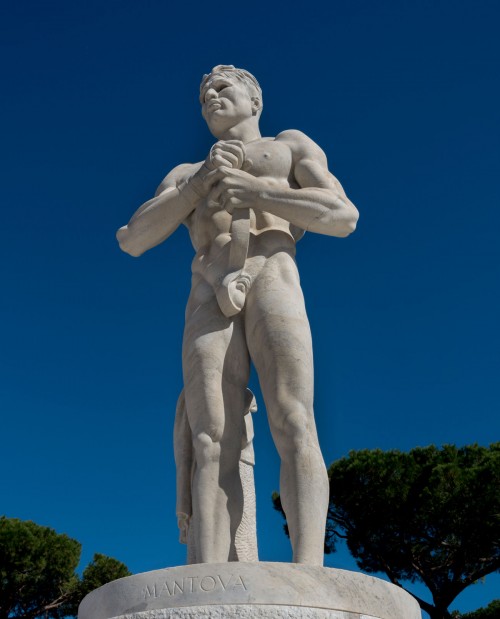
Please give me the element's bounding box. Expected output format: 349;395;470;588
142;574;247;600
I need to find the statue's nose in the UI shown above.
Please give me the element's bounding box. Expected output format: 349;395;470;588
205;88;217;102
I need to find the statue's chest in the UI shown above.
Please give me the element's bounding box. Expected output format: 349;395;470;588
245;140;292;180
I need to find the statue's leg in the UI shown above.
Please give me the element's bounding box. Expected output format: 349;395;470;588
182;289;250;563
245;252;329;565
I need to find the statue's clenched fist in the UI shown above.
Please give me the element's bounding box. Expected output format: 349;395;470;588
182;140;252;204
207;140;247;170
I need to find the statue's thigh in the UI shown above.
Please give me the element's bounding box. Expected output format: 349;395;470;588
182;297;249;438
245;254;314;428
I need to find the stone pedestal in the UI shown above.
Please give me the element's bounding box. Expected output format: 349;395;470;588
78;563;421;619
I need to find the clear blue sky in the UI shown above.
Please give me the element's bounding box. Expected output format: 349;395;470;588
1;1;499;616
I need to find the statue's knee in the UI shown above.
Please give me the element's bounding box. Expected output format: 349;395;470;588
274;406;316;456
193;431;222;466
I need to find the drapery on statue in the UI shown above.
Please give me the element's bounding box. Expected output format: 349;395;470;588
117;65;358;566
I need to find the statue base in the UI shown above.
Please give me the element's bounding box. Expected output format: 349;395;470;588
78;562;421;619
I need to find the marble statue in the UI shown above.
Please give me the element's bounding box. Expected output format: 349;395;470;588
174;387;258;563
117;65;359;566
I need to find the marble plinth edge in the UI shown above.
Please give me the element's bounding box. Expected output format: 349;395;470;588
78;563;421;619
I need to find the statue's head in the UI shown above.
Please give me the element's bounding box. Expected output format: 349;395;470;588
199;65;263;137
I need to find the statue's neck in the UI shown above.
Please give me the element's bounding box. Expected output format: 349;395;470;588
215;119;262;144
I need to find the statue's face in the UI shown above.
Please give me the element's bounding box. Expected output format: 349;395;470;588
200;75;256;136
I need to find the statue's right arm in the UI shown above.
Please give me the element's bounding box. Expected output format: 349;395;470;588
117;162;208;257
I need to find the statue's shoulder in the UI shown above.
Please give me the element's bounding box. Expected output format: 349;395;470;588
154;162;202;197
275;130;326;162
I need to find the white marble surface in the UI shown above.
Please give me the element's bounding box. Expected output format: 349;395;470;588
174;388;258;563
117;66;359;564
107;606;380;618
78;563;420;619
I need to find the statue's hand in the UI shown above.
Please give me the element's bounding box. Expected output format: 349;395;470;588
207;166;276;213
182;141;249;204
207;140;247;170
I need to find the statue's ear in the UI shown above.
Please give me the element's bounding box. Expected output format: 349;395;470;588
251;97;261;115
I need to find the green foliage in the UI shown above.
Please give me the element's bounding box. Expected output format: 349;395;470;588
458;599;500;619
0;517;80;619
273;444;500;619
0;517;131;619
80;553;131;596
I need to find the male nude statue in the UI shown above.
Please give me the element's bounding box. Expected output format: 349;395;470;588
117;65;358;565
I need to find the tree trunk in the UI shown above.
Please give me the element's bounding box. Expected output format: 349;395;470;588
427;607;453;619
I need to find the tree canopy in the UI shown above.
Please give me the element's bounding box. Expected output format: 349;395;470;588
273;443;500;619
0;517;130;619
453;600;500;619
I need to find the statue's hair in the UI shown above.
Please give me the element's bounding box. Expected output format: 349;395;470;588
200;65;262;103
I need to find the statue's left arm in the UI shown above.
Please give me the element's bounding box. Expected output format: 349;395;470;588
208;130;359;238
